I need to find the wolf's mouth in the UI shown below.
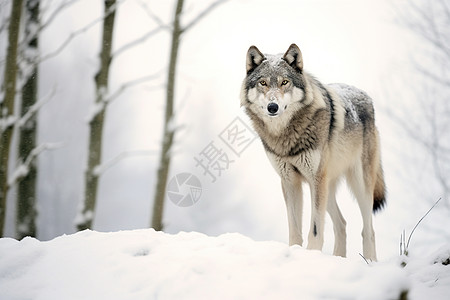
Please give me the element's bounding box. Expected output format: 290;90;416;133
268;113;278;117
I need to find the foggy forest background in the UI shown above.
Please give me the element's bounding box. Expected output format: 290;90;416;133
0;0;449;260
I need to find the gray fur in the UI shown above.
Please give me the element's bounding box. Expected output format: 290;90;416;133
241;44;386;261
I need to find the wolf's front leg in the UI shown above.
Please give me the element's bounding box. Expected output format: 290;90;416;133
281;176;303;246
307;176;329;251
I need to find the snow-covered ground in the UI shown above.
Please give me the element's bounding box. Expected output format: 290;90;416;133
1;229;449;300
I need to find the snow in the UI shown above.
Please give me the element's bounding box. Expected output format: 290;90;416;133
0;115;17;133
85;86;109;123
85;100;106;124
401;245;450;299
73;210;94;228
1;229;448;300
7;164;29;186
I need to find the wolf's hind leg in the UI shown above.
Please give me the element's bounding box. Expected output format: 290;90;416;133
281;175;303;246
357;192;377;261
347;164;377;261
327;180;347;257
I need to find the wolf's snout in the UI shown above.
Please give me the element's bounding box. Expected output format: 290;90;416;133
267;102;279;114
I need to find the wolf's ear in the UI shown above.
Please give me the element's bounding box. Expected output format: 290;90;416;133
283;44;303;71
246;46;265;74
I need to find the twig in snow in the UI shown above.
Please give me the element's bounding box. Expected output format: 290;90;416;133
359;253;369;265
406;197;442;250
400;197;442;256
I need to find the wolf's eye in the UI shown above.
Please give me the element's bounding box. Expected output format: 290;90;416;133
259;80;267;86
281;80;289;86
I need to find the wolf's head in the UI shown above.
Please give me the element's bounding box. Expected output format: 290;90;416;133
241;44;308;125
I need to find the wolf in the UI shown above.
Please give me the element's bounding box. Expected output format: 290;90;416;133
240;44;386;261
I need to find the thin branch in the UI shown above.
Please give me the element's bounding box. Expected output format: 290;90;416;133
406;197;442;249
413;62;450;88
39;0;79;31
18;86;56;128
143;83;165;92
113;0;173;58
0;115;17;135
359;253;369;265
428;97;450;195
385;101;450;154
0;17;9;34
113;26;165;58
85;70;163;123
93;149;158;175
442;0;450;21
385;108;428;148
8;142;64;186
182;0;229;32
39;18;100;62
136;0;170;29
406;0;450;58
39;0;124;62
106;70;163;102
400;230;406;256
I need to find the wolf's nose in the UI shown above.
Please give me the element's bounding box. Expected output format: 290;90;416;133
267;102;279;114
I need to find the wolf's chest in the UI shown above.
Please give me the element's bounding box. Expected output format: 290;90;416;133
289;150;322;181
266;149;322;183
262;124;320;158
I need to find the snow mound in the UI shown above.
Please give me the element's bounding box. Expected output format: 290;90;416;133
0;230;448;300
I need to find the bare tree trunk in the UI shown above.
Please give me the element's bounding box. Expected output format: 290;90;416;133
77;0;116;231
151;0;184;231
150;0;228;230
16;0;39;239
0;0;24;237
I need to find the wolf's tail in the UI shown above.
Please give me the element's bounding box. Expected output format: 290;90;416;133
373;165;386;213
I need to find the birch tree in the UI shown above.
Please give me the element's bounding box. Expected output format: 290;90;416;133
74;0;168;231
77;0;117;231
0;0;78;237
16;0;40;239
151;0;228;231
0;0;23;237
